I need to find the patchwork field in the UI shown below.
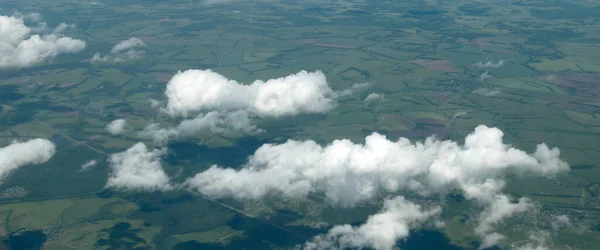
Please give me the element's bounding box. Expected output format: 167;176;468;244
1;0;600;249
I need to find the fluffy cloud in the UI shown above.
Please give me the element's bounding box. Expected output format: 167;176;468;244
0;139;56;183
145;69;364;143
106;119;127;135
480;71;492;81
185;125;568;248
363;93;384;103
53;23;76;33
141;111;261;144
551;215;571;229
476;195;535;248
187;125;567;205
79;159;98;171
304;197;441;250
0;13;86;69
336;83;369;97
91;37;146;63
106;143;172;191
164;69;340;117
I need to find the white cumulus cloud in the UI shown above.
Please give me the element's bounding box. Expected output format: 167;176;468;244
186;125;567;206
106;142;172;191
0;139;56;183
184;125;568;248
53;23;76;33
91;37;146;63
304;196;441;250
476;195;535;248
145;69;365;144
0;13;86;69
363;93;384;103
106;119;127;135
164;69;339;117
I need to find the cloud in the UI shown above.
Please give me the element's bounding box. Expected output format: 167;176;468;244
106;142;172;191
551;214;571;230
336;83;370;97
143;69;365;144
53;23;76;33
186;125;567;206
304;196;441;250
0;139;56;183
79;159;98;171
149;99;161;108
363;93;384;103
0;13;86;69
184;125;568;248
91;37;146;63
140;110;261;144
110;37;145;54
106;119;127;135
12;12;42;22
476;195;534;248
164;69;341;117
474;59;505;68
452;111;469;121
480;71;492;81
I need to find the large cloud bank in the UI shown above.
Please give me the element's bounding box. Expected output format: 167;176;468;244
92;37;146;63
0;13;86;69
106;142;172;191
143;69;363;143
184;125;568;249
0;139;56;183
187;125;566;205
